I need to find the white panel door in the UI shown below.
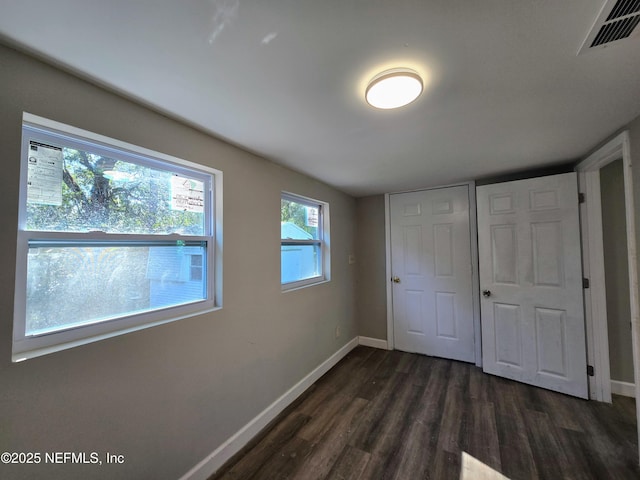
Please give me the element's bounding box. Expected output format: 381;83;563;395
390;186;475;363
477;173;588;398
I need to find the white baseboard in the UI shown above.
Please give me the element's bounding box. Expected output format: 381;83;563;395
611;380;636;398
358;336;389;350
179;336;360;480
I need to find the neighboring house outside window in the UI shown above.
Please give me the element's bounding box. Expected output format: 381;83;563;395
147;248;206;308
190;254;204;282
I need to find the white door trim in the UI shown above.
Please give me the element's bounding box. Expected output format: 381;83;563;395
468;182;482;366
576;131;640;458
384;181;482;366
577;169;612;402
385;193;395;350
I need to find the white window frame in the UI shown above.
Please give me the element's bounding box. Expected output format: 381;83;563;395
12;113;223;362
281;192;330;291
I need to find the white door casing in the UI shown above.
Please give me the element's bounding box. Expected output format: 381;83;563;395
578;169;611;402
477;172;588;398
576;131;640;463
390;185;475;363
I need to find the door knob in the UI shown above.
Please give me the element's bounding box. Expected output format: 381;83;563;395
392;276;401;283
482;289;491;297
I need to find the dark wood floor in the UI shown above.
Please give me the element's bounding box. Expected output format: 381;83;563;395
212;347;639;480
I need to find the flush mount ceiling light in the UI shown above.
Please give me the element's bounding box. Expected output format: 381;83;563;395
365;68;423;109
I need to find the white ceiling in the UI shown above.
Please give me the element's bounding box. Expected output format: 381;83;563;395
1;0;640;196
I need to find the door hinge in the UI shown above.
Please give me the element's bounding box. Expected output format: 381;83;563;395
587;365;594;376
583;277;590;289
578;192;585;204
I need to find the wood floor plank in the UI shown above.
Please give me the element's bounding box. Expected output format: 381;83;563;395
394;350;418;374
312;347;375;396
212;347;639;480
430;450;461;480
522;409;572;480
239;435;313;480
554;427;611;480
348;371;413;454
291;382;335;417
216;411;311;480
356;382;425;479
494;410;539;480
324;445;370;480
291;397;369;480
569;396;638;470
414;356;451;419
536;388;585;432
391;358;450;479
468;362;492;403
465;401;502;473
297;392;353;442
615;394;637;420
391;418;438;480
353;349;393;401
355;350;403;402
408;351;437;387
435;361;470;455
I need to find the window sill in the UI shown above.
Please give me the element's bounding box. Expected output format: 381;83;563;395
281;278;329;293
12;305;222;362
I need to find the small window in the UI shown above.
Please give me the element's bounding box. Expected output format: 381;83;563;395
281;192;329;290
190;254;204;281
13;113;223;361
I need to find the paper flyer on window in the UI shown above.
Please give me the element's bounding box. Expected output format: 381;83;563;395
305;206;318;227
171;175;204;212
27;141;63;206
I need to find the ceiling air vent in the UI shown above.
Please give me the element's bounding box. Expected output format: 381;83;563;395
579;0;640;54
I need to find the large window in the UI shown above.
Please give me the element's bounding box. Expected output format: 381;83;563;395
13;113;223;361
281;192;329;290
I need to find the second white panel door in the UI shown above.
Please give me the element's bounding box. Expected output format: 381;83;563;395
390;185;475;363
476;173;588;398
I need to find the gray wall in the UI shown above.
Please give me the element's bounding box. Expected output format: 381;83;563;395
355;195;388;339
0;43;357;480
629;114;640;390
631;114;640;282
600;160;633;383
